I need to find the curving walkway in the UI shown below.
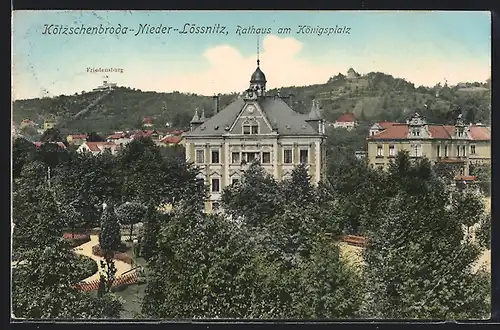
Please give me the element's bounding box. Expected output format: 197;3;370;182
72;235;133;283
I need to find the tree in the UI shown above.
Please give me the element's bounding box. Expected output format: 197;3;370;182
53;150;121;228
87;132;106;142
142;210;257;318
40;128;64;142
221;162;282;228
291;238;363;318
12;239;124;319
12;137;37;179
279;164;315;206
115;202;147;241
476;212;491;250
99;204;121;255
362;180;490;319
140;203;162;261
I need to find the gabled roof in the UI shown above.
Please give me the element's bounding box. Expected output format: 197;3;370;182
368;122;491;141
469;126;491;140
33;141;67;149
83;142;116;152
185;96;319;137
336;113;356;123
160;135;183;144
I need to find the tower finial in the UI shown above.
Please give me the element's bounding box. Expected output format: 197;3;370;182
257;36;260;67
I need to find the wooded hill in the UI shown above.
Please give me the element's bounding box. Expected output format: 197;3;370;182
12;71;491;136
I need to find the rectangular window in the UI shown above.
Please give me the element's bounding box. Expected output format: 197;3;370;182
389;145;395;157
251;125;259;134
456;146;460;157
462;145;466;157
195;149;204;164
211;150;220;164
299;149;309;164
262;152;271;164
437;145;441;157
211;178;220;193
377;145;383;157
444;145;448;157
243;152;258;163
470;145;476;154
243;125;250;135
231;152;240;164
412;144;421;157
283;149;293;164
212;202;220;213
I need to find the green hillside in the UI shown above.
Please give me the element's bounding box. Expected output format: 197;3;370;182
12;71;491;136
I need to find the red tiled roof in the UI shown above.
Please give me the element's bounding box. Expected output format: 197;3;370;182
85;142;115;152
69;134;88;139
469;126;491;140
369;123;408;139
143;117;153;123
167;129;184;135
33;141;67;149
455;175;476;181
336;113;356;123
107;133;128;139
369;122;490;141
379;122;397;129
160;135;183;144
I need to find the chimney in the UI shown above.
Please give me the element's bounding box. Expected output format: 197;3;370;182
213;94;220;114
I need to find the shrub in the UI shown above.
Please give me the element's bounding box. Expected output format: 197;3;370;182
63;233;91;248
92;244;133;264
73;254;99;282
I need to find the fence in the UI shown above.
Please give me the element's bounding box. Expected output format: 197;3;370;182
341;235;367;247
74;271;139;292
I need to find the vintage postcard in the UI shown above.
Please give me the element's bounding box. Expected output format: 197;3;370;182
11;10;491;320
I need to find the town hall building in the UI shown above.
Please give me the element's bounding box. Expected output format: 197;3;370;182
183;59;327;213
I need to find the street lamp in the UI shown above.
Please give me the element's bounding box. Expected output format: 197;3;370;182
132;238;138;265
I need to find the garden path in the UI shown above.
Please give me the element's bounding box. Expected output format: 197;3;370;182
72;235;133;283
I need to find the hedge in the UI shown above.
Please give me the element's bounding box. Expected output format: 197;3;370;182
91;244;133;264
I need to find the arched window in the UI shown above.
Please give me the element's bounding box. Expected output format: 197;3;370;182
242;119;259;135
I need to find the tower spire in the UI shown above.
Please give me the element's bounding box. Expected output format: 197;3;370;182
257;36;260;67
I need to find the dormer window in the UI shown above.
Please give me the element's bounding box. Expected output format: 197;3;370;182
242;120;259;135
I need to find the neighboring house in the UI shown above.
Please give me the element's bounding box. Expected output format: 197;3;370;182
366;113;491;175
43;116;58;131
332;113;357;130
66;133;88;146
20;119;38;129
107;132;133;145
77;141;120;155
143;117;153;128
157;135;184;147
33;141;67;149
132;130;160;140
183;60;327;214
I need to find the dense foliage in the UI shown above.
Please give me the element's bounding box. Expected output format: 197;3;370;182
11;115;490;319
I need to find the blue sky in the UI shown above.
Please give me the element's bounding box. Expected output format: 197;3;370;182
12;11;491;100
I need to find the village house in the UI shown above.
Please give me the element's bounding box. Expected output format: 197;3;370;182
20;119;38;130
66;133;88;146
106;132;133;145
33;141;67;150
157;135;184;147
143;117;154;128
77;141;120;155
367;113;491;176
332;113;357;130
183;59;327;214
43;116;58;131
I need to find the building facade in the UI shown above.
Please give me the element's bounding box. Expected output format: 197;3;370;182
332;113;357;130
183;61;327;213
367;113;491;175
